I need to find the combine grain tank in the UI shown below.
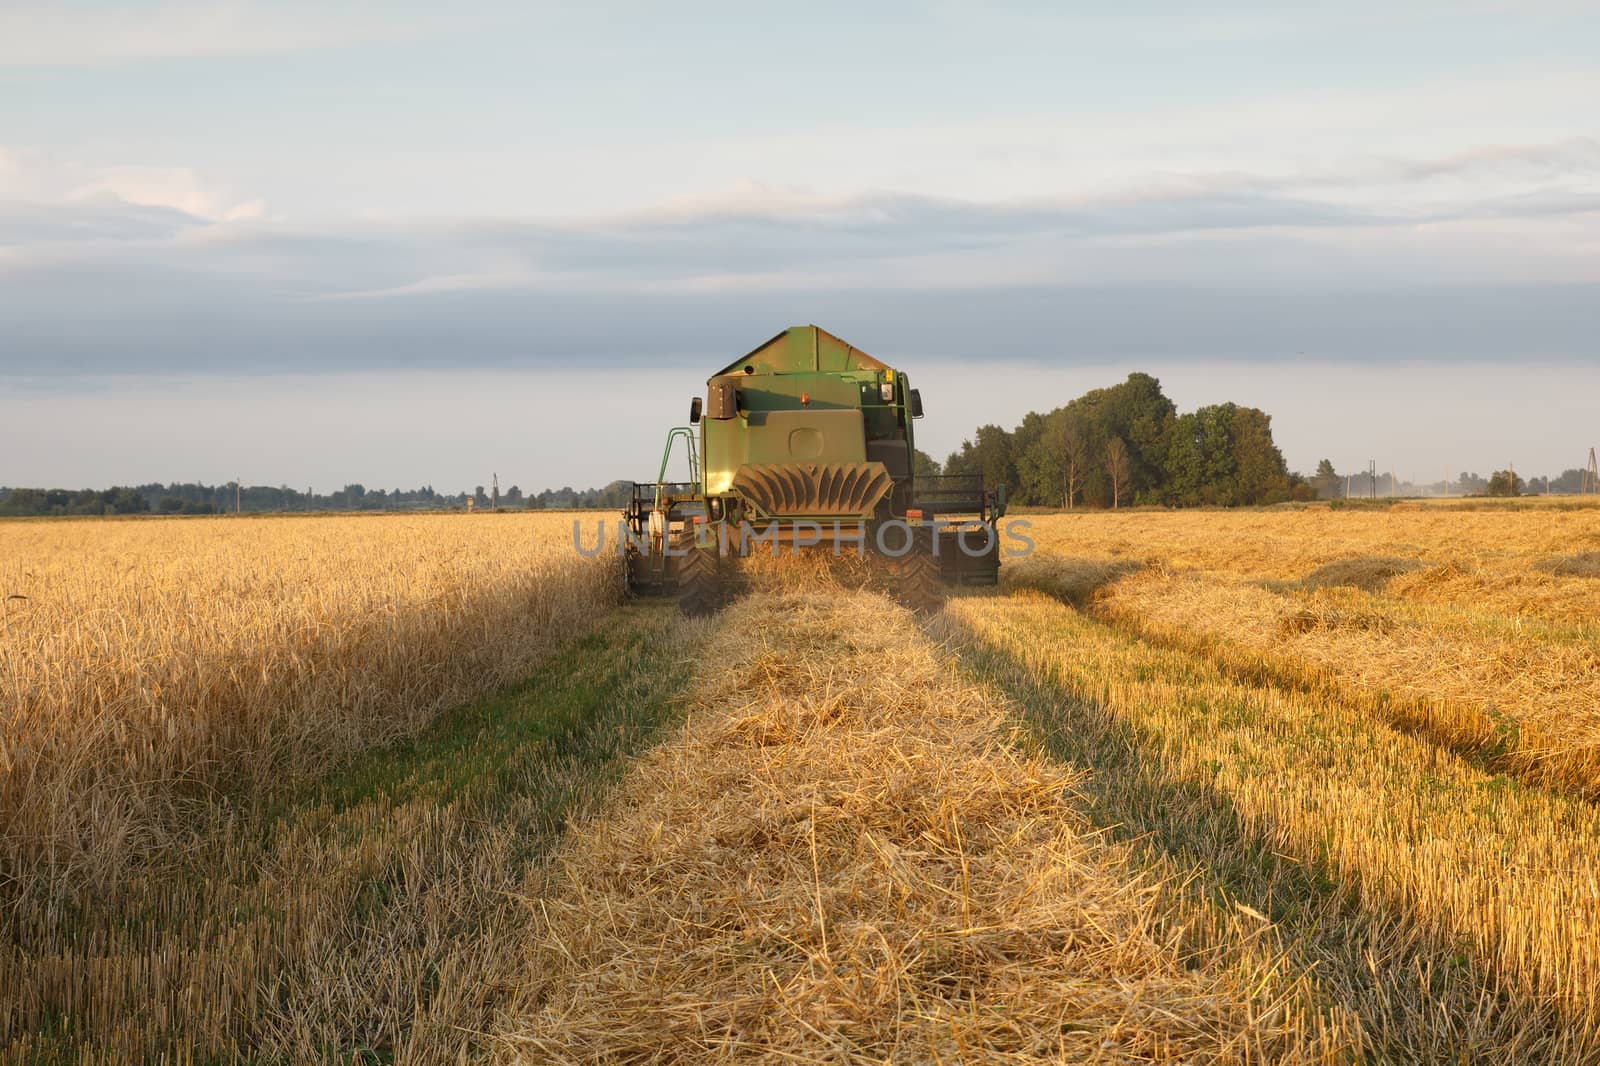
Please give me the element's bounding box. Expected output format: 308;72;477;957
625;326;1005;614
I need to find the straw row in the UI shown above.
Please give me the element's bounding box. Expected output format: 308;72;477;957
496;588;1348;1063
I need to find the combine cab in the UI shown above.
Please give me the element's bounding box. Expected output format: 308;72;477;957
625;325;1005;614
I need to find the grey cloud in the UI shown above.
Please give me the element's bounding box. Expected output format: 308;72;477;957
1469;187;1600;220
2;184;1598;376
4;186;1384;301
1390;137;1600;182
0;197;204;246
5;276;1597;376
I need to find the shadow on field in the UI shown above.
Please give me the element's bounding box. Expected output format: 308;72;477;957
5;603;705;1065
1259;554;1424;594
3;559;622;912
1001;555;1151;608
1537;551;1600;579
946;609;1594;1065
1146;618;1594;804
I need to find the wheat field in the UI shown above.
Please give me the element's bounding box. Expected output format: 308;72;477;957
0;512;628;1061
7;503;1600;1062
1;512;618;891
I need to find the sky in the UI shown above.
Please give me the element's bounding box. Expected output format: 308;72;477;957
2;1;1598;491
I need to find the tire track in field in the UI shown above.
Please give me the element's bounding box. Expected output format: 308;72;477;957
495;589;1346;1064
946;588;1600;1065
1005;555;1600;800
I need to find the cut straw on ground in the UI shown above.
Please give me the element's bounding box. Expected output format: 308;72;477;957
496;589;1349;1064
1007;507;1600;798
947;588;1600;1064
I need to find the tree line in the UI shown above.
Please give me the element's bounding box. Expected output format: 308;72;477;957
934;372;1304;507
0;479;654;517
0;482;508;517
7;371;1588;514
1303;463;1592;499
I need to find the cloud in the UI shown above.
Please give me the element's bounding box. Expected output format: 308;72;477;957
4;252;1597;377
1385;137;1600;183
2;134;1598;376
0;1;407;68
0;146;268;223
0;197;205;247
64;166;267;221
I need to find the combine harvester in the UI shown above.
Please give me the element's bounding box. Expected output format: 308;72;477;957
625;325;1006;614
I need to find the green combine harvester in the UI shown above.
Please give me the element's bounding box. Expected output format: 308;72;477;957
625;325;1006;614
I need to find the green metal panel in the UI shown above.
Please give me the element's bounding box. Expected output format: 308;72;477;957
698;326;916;505
710;325;889;378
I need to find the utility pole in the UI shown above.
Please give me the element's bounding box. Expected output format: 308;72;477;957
235;479;241;515
492;473;500;511
1369;460;1377;500
1586;448;1599;494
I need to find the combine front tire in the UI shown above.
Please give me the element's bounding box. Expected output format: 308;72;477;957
676;541;725;617
885;533;944;613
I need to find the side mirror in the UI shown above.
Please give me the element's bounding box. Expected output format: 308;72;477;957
689;397;703;424
909;388;924;418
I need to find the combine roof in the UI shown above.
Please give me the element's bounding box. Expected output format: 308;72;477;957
711;325;889;379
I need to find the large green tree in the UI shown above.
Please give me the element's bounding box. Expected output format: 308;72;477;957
944;424;1015;493
1014;372;1176;507
1162;403;1289;506
940;372;1303;508
1019;408;1090;508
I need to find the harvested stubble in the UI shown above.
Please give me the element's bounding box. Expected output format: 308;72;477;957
1019;505;1600;623
498;589;1346;1063
1011;511;1600;796
0;513;619;896
1094;569;1600;794
948;589;1600;1063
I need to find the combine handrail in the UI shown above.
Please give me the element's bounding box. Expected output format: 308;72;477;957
655;427;701;513
913;474;1005;522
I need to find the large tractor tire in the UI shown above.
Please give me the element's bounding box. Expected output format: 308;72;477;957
882;529;945;613
676;530;728;617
